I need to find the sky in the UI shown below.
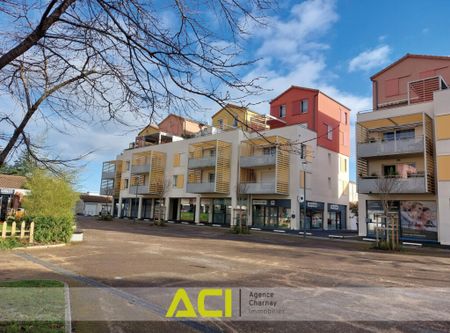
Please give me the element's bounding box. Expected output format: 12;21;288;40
4;0;450;193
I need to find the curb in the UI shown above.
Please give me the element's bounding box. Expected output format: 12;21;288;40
64;282;72;333
12;243;67;250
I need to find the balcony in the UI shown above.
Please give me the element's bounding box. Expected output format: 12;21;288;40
240;154;276;168
358;175;427;194
129;185;149;194
357;137;424;158
101;170;116;179
130;164;151;174
186;182;215;193
240;182;277;194
187;156;216;169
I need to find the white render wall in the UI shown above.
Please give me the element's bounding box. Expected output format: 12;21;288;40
113;123;350;229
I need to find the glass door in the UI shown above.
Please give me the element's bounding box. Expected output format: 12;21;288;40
265;206;278;227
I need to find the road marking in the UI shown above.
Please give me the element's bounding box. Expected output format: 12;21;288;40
15;252;220;333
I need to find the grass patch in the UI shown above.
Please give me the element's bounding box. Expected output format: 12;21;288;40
0;238;24;250
0;280;66;333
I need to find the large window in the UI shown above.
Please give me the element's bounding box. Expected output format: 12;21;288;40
383;129;415;141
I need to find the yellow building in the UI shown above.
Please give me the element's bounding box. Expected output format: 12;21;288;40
211;104;269;132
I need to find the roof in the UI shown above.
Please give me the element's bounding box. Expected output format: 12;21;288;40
138;123;159;136
79;194;112;204
211;103;263;119
0;174;27;189
159;113;206;126
270;86;350;111
371;53;450;80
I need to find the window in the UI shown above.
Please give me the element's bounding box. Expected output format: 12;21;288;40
383;165;396;176
396;129;415;140
279;105;286;118
218;119;223;129
233;116;238;127
209;173;215;183
328;152;331;164
173;175;184;188
301;99;308;113
124;178;129;189
173;175;178;187
328;177;331;189
344;112;348;125
383;131;395;141
126;161;130;171
263;147;276;155
340;157;347;172
327;125;333;140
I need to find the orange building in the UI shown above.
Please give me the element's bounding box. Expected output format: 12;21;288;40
268;86;351;157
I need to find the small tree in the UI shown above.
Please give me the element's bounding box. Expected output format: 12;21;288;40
154;177;171;226
374;175;400;250
22;168;79;243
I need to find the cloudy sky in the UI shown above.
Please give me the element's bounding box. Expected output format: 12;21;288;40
5;0;450;192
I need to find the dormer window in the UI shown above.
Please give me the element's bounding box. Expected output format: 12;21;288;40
279;105;286;118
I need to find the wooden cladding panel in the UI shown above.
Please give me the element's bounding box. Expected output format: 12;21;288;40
357;158;368;177
215;141;231;194
114;160;123;197
149;151;166;194
173;153;181;167
356;124;368;144
188;169;201;184
424;114;435;193
276;146;289;195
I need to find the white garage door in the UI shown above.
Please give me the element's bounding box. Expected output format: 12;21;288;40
84;203;98;216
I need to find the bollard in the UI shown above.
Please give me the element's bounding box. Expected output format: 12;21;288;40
1;222;6;239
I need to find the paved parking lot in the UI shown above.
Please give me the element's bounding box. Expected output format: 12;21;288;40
2;216;450;332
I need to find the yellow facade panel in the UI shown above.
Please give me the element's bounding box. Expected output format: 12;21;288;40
437;155;450;181
436;115;450;140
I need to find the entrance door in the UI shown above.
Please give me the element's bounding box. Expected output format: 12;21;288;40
265;206;278;227
170;198;179;221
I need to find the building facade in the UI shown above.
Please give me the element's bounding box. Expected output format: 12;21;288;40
357;54;450;245
101;87;351;231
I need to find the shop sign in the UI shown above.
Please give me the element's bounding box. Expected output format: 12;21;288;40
270;200;276;206
253;200;267;205
329;204;339;211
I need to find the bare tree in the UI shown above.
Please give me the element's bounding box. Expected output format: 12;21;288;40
0;0;273;167
154;177;172;226
374;175;400;250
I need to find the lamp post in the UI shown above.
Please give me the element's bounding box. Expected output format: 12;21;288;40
301;144;307;239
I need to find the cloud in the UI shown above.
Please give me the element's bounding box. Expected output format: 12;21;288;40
348;45;391;72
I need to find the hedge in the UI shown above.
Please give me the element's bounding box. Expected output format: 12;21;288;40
31;216;74;244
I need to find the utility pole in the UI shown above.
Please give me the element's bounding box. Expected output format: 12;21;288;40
301;143;307;239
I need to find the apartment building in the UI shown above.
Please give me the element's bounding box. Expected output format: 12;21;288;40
357;54;450;245
101;89;351;231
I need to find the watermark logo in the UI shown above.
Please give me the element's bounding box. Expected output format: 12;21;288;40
166;288;232;318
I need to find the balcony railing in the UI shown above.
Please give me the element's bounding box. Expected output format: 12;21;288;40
101;170;116;179
240;154;276;168
358;175;427;194
357;137;424;158
130;164;151;174
186;182;215;193
129;185;149;194
240;182;276;194
187;157;216;169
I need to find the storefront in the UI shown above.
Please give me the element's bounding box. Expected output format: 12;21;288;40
366;200;437;242
327;203;347;230
300;201;325;230
200;198;231;225
252;199;291;229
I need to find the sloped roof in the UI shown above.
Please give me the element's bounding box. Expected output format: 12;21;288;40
370;53;450;80
159;113;206;126
270;86;350;110
0;174;27;189
211;103;264;119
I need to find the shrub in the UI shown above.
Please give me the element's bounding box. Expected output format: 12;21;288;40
33;216;74;244
230;225;250;234
97;214;113;221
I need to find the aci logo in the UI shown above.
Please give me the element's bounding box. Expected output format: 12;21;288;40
166;288;233;318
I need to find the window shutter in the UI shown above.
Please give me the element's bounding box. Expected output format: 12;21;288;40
177;174;184;188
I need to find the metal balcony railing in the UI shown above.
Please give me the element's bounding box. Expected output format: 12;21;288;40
186;182;215;193
187;157;216;169
358;175;427;194
240;154;276;168
240;182;276;194
357;137;424;158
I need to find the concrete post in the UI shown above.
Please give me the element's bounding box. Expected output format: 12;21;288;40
137;197;143;219
195;196;201;223
117;197;123;218
150;199;154;219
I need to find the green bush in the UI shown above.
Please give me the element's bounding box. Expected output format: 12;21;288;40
32;216;74;244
